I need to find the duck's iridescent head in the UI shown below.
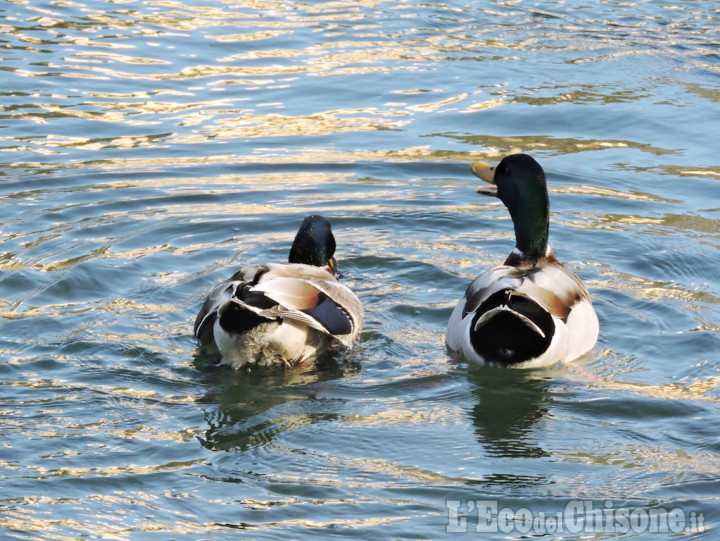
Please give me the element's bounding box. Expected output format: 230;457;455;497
288;215;338;272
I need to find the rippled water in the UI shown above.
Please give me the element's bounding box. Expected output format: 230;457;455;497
2;1;719;539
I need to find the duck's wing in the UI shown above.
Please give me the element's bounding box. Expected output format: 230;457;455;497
460;264;590;321
519;264;591;319
304;276;364;347
251;265;363;347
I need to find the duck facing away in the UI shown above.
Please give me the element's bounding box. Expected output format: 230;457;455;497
446;154;599;367
194;215;363;369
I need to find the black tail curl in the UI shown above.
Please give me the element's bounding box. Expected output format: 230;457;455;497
218;284;277;334
470;289;555;365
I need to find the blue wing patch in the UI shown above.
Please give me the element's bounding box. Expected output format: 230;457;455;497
303;293;352;335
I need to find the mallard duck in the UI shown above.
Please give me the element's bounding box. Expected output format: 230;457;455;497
446;154;599;367
194;215;364;369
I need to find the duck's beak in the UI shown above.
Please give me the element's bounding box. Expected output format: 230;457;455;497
470;161;498;197
328;256;343;278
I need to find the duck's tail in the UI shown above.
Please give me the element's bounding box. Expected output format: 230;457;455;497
470;289;555;365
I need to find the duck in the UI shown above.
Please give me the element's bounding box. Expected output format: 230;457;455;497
446;154;599;367
194;215;364;369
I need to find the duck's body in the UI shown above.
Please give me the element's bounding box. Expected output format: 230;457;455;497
194;216;363;368
446;154;599;367
446;259;599;367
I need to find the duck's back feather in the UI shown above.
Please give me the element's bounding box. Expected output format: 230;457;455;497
460;264;585;320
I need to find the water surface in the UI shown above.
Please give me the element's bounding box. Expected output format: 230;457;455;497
1;1;719;539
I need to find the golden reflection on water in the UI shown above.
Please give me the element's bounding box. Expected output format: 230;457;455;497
563;443;720;483
557;185;679;203
589;375;720;405
24;458;206;479
2;147;493;177
276;443;463;486
210;110;408;139
344;403;459;427
597;212;719;236
452;133;678;157
74;51;170;66
661;164;720;180
233;515;410;531
9;0;703;171
592;269;719;307
211;30;292;42
105;424;199;443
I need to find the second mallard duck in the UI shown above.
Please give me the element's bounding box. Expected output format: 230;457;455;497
194;215;363;368
446;154;599;367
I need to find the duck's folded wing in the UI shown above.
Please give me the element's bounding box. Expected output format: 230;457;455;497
254;276;362;347
461;267;523;318
306;277;363;334
520;265;591;319
459;265;589;322
253;277;322;311
194;280;242;342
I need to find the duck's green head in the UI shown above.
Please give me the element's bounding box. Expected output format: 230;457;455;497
288;215;338;272
471;153;550;262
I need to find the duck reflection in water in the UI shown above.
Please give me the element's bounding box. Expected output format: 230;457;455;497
467;366;553;487
194;355;360;452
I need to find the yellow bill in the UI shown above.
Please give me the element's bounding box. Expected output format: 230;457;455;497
470;161;499;196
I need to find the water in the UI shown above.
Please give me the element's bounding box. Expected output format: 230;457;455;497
1;1;719;538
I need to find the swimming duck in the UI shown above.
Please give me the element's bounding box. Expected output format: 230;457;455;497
194;215;363;369
446;154;599;367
